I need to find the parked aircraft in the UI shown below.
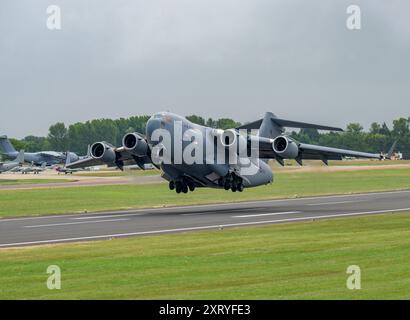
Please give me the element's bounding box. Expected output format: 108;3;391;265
20;162;47;174
56;151;87;174
0;135;79;165
0;150;24;173
67;112;381;193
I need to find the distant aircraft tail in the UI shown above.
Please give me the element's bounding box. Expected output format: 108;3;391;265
386;140;397;159
65;151;71;166
0;135;17;154
15;150;25;164
237;112;343;140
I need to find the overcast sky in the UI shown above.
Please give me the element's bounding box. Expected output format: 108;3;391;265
1;0;409;138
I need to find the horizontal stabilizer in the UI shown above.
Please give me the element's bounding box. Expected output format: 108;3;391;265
272;118;343;132
236;115;343;132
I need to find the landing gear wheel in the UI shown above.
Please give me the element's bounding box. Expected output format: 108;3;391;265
169;181;175;190
231;185;237;192
237;183;244;192
175;182;182;194
182;183;188;194
224;181;231;190
188;183;195;192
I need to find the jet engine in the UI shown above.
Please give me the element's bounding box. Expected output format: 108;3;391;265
122;133;148;157
272;136;299;159
90;142;116;164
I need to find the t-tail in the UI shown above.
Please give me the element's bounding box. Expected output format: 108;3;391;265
237;112;344;165
237;112;343;140
0;135;17;155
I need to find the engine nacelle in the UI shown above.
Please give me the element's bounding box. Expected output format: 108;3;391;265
122;133;148;157
90;142;116;164
272;136;299;159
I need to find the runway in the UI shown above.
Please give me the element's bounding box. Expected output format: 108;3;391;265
1;190;410;248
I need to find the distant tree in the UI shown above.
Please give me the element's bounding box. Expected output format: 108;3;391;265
379;122;391;136
346;123;363;134
392;117;409;138
186;115;205;126
299;128;320;144
206;118;216;128
9;138;27;151
22;136;51;152
215;118;241;130
370;122;381;134
48;122;68;151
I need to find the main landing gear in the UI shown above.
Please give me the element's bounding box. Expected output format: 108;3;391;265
169;180;195;194
218;173;244;192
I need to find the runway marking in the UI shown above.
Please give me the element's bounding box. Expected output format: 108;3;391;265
3;207;410;248
232;211;301;218
0;189;409;223
72;213;147;220
307;200;363;206
181;212;209;216
23;218;130;228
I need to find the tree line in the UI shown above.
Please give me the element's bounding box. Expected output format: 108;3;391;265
8;115;410;158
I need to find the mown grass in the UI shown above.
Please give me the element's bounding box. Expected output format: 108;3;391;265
1;212;410;299
0;168;409;218
0;179;74;186
75;169;160;177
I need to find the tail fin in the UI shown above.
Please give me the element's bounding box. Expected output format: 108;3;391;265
15;150;25;164
239;113;343;140
0;135;17;154
259;112;283;139
65;152;71;166
386;140;397;159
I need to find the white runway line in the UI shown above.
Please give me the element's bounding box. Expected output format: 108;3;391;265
307;200;363;206
181;212;209;216
232;211;301;218
72;213;147;220
2;207;410;247
24;218;130;228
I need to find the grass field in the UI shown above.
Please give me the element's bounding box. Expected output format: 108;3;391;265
0;167;409;218
1;211;409;299
76;169;160;177
0;179;74;186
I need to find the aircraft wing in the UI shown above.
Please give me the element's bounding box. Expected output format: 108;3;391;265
66;147;153;170
65;156;104;169
255;137;381;164
297;143;381;161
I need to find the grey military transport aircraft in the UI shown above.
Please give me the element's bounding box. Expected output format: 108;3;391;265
67;112;381;193
0;135;79;166
0;150;24;173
